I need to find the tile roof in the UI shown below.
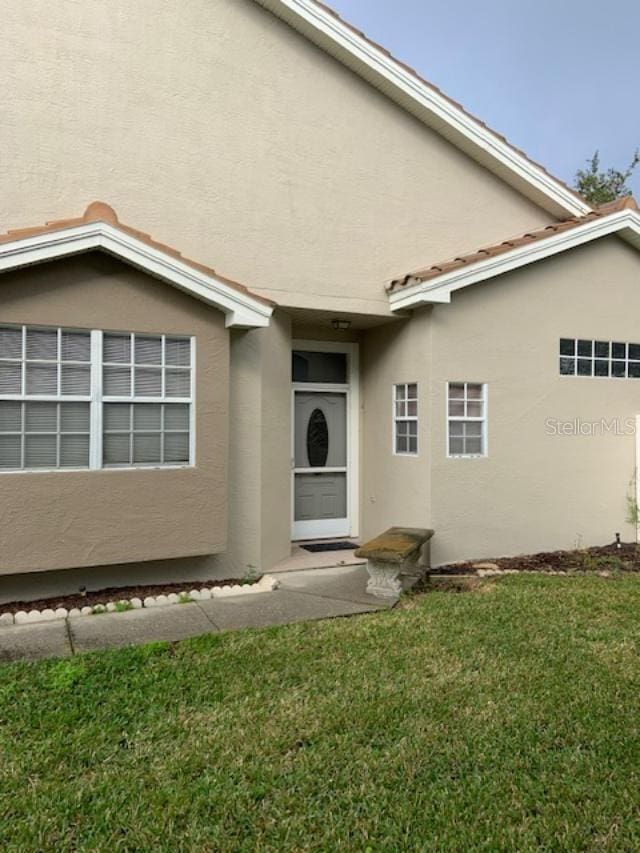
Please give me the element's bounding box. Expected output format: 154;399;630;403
388;197;640;292
0;202;275;307
296;0;590;214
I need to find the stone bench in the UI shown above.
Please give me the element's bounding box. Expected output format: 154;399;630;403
355;527;435;599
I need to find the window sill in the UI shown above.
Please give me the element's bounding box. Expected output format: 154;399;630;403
0;464;194;475
447;454;488;460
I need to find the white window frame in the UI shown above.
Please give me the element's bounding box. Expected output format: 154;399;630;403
101;331;194;470
446;382;488;459
393;383;419;456
0;324;195;473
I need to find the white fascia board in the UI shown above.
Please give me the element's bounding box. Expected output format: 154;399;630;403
389;210;640;312
0;222;273;329
255;0;591;219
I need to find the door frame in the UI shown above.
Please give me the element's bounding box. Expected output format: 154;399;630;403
291;339;359;541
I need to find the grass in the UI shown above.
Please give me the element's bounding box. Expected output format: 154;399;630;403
2;575;640;850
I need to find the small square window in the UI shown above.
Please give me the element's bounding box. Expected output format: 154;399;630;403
0;434;21;469
612;360;626;378
0;327;22;361
104;334;131;364
165;369;191;398
560;338;575;356
165;338;191;367
467;384;484;400
0;362;22;395
0;401;22;432
577;340;593;357
594;341;610;358
135;335;162;366
629;362;640;379
560;357;575;376
134;367;162;397
577;359;593;377
612;342;626;359
594;359;609;377
61;331;90;363
26;328;57;361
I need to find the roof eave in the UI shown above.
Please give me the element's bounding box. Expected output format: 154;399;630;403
254;0;591;219
389;210;640;311
0;221;274;329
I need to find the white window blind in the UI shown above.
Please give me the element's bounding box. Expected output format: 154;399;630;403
103;403;190;466
0;324;193;472
103;332;191;400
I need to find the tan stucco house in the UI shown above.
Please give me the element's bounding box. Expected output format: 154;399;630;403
2;0;640;601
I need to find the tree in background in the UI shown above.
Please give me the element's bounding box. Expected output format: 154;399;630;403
574;150;639;205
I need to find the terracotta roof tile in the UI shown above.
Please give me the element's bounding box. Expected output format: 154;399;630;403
388;197;639;292
0;202;274;307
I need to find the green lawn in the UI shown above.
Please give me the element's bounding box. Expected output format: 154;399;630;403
2;575;640;851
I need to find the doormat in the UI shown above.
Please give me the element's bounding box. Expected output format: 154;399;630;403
301;541;358;553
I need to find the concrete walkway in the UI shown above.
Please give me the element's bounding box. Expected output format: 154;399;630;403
0;565;395;664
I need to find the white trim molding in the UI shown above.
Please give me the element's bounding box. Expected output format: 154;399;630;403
291;339;360;541
0;222;273;329
254;0;591;218
390;209;640;312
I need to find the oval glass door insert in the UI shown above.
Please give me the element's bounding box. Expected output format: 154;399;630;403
307;408;329;467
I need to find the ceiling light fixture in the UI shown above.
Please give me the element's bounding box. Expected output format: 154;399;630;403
331;319;352;331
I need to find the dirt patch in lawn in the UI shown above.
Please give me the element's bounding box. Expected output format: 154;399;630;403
438;541;639;576
0;576;261;616
403;576;487;604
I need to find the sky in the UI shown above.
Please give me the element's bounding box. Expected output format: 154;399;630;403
329;0;640;198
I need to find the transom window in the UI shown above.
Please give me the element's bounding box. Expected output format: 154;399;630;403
560;338;640;378
0;325;193;472
394;383;418;455
447;382;487;458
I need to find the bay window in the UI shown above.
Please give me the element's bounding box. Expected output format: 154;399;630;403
0;324;193;471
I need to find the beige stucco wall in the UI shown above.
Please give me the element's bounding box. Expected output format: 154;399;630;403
361;315;432;539
3;0;553;319
210;311;292;579
0;253;229;576
363;236;640;565
2;0;596;593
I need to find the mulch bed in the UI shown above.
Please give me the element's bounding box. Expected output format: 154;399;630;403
0;576;261;616
438;541;640;576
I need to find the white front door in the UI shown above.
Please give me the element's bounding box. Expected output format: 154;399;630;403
291;343;358;541
293;391;349;539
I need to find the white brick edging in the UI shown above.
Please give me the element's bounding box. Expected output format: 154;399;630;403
1;575;280;627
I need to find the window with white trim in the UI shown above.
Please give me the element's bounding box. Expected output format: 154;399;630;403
447;382;487;457
560;338;640;379
394;383;418;455
0;325;193;471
